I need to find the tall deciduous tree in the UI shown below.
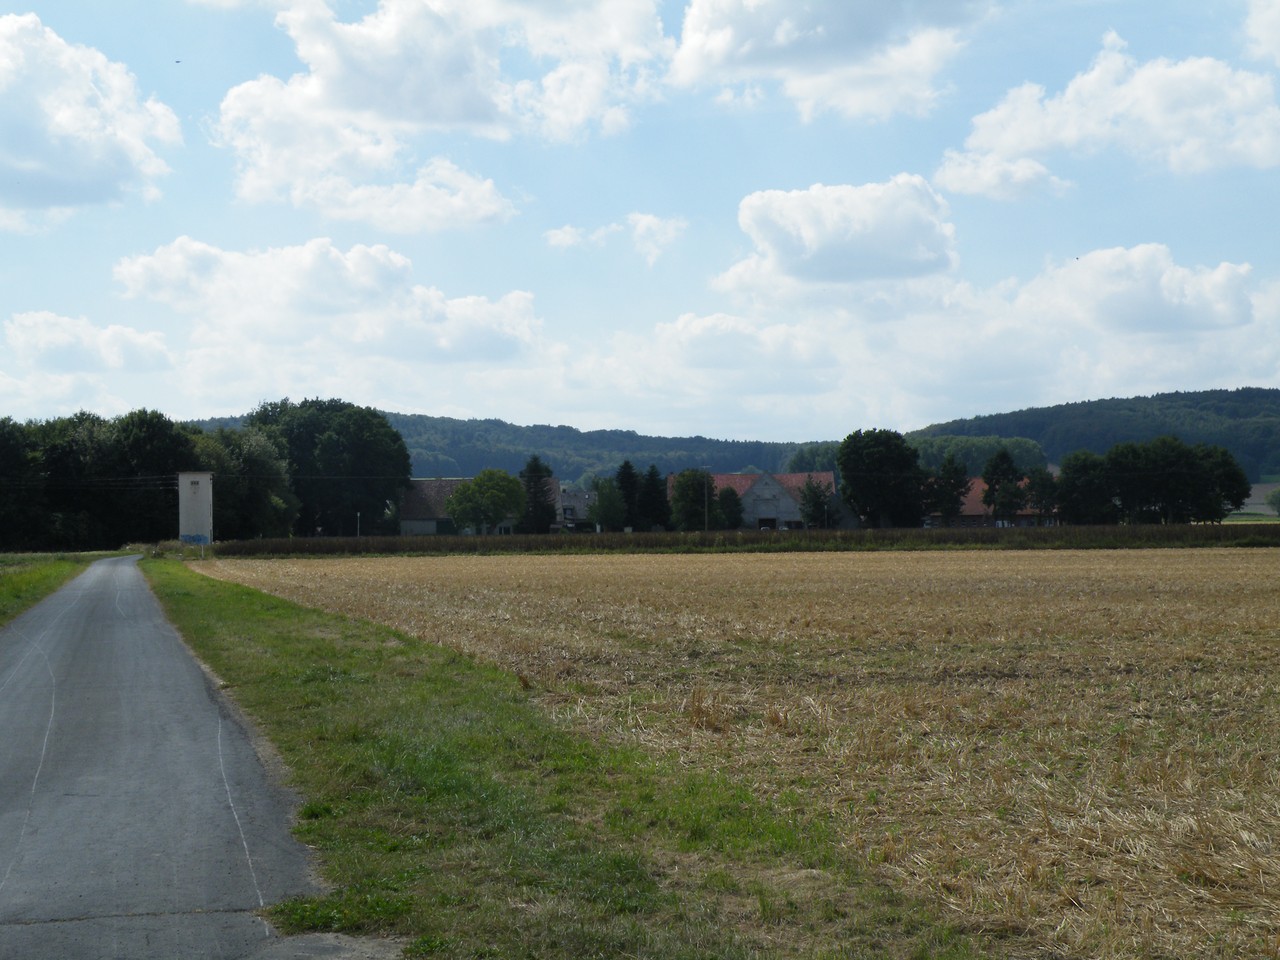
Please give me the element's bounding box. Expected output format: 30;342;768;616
587;476;627;531
922;453;970;526
0;418;42;550
1056;450;1117;525
717;486;744;529
248;398;410;536
837;429;924;528
1188;443;1250;522
1024;466;1058;523
798;474;840;528
107;409;201;543
671;469;720;531
446;469;525;534
1105;441;1149;524
194;427;298;540
981;448;1027;525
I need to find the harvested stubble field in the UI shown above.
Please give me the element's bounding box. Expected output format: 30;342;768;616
196;548;1280;958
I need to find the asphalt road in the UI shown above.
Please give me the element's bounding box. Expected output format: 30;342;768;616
0;555;324;959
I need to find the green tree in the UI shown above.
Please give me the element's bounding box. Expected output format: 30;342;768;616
107;409;201;543
446;469;525;534
636;464;670;531
1056;450;1117;525
249;398;410;536
29;412;113;548
1189;443;1250;522
922;453;970;526
1145;435;1202;524
837;429;924;528
717;486;744;529
1105;441;1151;524
615;460;640;529
981;448;1027;525
1266;486;1280;517
587;476;627;531
670;469;720;531
798;474;840;528
195;427;298;540
0;417;42;549
1024;466;1058;523
518;455;557;534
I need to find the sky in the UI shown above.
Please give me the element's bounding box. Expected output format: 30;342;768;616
3;1;1280;443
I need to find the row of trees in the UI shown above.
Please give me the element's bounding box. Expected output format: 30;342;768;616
443;458;680;534
445;457;847;535
2;399;1254;549
0;399;411;550
836;428;1251;528
1053;438;1250;525
443;456;560;535
589;461;673;532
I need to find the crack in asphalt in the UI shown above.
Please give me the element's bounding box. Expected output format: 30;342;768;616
0;907;268;926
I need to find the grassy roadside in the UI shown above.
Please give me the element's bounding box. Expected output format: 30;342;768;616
144;557;987;960
0;553;105;627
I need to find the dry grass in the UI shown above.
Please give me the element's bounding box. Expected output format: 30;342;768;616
195;549;1280;958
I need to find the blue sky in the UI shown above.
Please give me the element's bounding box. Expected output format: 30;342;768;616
3;1;1280;442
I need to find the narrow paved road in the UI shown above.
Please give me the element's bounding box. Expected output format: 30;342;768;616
0;556;316;959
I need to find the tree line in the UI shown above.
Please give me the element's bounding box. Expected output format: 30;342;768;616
443;458;678;535
2;398;1256;551
836;429;1251;528
442;459;841;535
0;399;410;551
910;387;1280;480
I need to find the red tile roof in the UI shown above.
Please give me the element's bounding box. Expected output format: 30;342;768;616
956;478;1038;518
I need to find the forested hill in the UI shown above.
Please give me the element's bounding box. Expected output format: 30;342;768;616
908;388;1280;480
192;411;804;481
190;387;1280;484
381;413;802;483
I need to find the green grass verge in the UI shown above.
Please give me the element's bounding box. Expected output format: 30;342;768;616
0;553;103;627
143;558;987;960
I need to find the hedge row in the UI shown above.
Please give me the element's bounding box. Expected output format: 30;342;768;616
207;523;1280;558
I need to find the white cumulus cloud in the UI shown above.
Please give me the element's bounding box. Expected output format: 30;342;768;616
0;14;181;230
4;311;171;371
718;176;956;294
1246;0;1280;65
1014;244;1254;333
937;31;1280;198
670;0;989;120
544;213;684;264
110;234;552;414
212;0;669;228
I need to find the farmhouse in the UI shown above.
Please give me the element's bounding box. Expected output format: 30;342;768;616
935;478;1050;528
672;471;841;530
555;481;595;532
399;478;468;535
399;476;591;535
